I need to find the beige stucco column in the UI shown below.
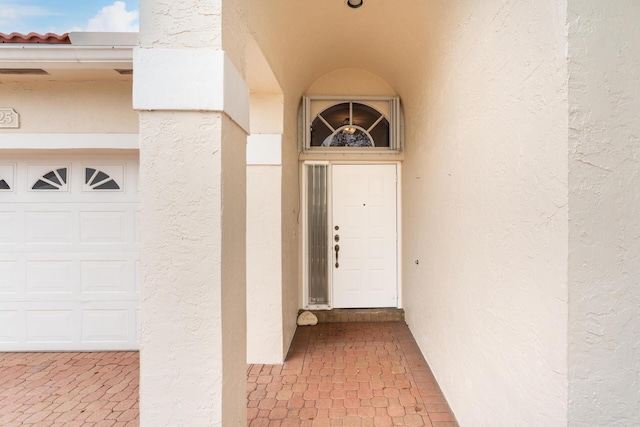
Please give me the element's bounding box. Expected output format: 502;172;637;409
133;1;248;425
246;94;285;364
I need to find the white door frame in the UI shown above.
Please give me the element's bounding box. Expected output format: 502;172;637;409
302;161;402;310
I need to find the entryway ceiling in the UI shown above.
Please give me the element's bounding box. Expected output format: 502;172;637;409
237;0;443;95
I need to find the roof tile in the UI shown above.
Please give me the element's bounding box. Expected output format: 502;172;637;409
0;32;70;44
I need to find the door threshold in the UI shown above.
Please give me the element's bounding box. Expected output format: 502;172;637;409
299;308;404;323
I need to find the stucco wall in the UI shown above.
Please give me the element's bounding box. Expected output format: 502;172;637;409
306;69;395;97
139;0;220;49
220;114;248;426
139;111;222;425
247;165;283;363
568;2;640;425
401;2;569;425
137;1;248;424
139;111;246;426
280;93;300;355
247;93;285;364
1;78;137;133
244;40;295;361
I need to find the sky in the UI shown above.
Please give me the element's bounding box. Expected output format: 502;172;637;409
0;0;139;34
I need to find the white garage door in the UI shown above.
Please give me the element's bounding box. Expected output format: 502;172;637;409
0;153;139;351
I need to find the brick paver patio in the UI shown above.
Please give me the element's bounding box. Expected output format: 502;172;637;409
0;322;456;426
0;351;139;427
247;322;458;427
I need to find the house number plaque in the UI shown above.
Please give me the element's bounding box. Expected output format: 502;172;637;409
0;108;20;128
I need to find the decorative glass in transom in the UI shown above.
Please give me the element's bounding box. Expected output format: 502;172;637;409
310;102;390;148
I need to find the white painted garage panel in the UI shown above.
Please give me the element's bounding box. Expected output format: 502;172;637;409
0;153;139;351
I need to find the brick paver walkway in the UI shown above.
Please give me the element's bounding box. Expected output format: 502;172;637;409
0;322;456;426
0;352;139;427
247;322;458;427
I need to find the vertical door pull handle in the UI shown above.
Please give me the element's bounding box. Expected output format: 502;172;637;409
334;244;340;268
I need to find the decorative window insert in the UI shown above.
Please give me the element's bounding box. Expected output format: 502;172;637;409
31;167;68;191
0;164;14;191
304;163;330;307
84;167;121;191
302;96;401;152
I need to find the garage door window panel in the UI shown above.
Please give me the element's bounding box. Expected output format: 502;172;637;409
84;166;123;192
0;165;14;192
29;166;69;191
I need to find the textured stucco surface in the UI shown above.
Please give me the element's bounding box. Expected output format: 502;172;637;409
137;1;247;425
306;68;396;97
139;112;246;426
280;93;301;357
400;2;569;426
247;165;283;363
220;114;247;426
246;91;286;364
0;78;137;133
139;112;223;425
249;94;283;134
139;0;221;49
568;2;640;425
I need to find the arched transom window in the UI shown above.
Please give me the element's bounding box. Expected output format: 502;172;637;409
302;96;401;152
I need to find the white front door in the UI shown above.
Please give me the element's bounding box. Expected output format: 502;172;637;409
331;164;397;308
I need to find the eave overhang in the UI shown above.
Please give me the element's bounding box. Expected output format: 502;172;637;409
0;32;136;70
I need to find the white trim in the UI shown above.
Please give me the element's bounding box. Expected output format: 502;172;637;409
0;133;139;150
301;97;311;153
222;54;251;133
396;162;403;309
247;134;282;165
306;96;400;101
301;161;308;309
0;45;133;69
0;32;136;69
301;162;307;309
327;166;335;309
133;49;250;133
68;32;137;46
0;343;140;352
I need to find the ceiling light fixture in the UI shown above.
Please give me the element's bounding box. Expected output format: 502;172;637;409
341;118;356;134
346;0;363;9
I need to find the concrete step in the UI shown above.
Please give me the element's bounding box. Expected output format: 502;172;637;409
299;308;404;323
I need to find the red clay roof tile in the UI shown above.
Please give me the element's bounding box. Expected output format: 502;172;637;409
0;32;70;44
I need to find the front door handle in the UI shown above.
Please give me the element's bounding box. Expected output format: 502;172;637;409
334;244;340;268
